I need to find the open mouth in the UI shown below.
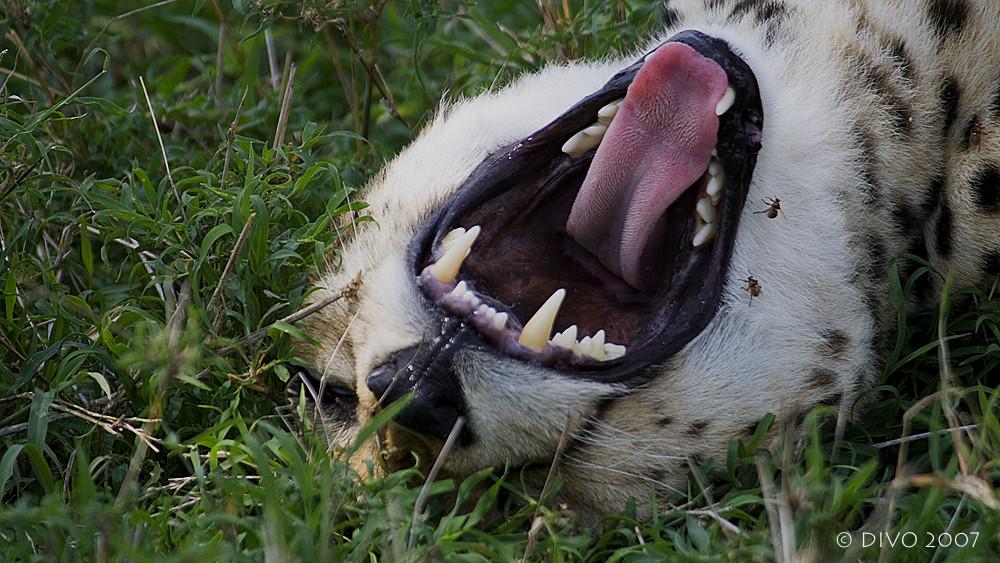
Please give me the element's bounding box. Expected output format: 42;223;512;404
410;31;763;382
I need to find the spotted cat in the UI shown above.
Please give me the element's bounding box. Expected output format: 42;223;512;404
290;0;1000;523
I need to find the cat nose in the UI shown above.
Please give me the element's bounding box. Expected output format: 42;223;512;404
365;320;475;446
365;346;416;401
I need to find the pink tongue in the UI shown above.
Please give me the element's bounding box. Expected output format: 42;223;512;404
565;42;727;290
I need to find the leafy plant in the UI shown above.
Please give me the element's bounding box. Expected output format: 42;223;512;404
1;1;998;561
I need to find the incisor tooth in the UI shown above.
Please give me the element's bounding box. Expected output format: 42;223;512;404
429;225;481;283
693;222;717;247
518;288;566;350
715;86;736;115
493;312;508;331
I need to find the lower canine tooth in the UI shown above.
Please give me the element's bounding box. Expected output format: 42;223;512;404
693;222;717;247
518;288;566;350
715;86;736;115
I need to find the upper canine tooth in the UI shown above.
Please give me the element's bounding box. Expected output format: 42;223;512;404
429;225;481;283
715;86;736;115
518;288;566;350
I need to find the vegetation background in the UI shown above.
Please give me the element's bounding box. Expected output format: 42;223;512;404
1;0;998;560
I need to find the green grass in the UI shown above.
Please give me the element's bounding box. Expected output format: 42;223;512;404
1;1;998;560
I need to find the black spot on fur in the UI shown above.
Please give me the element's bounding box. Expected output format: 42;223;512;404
819;329;851;359
887;37;915;82
819;392;844;407
960;115;982;151
923;173;946;215
971;165;1000;213
563;395;623;458
982;251;1000;276
657;416;674;427
729;0;789;44
857;55;912;134
992;71;1000;117
807;368;839;390
593;394;623;419
926;0;968;39
983;251;1000;276
940;77;961;134
662;7;681;27
935;202;953;257
686;419;710;438
854;126;880;201
743;420;761;437
730;0;789;23
866;233;889;277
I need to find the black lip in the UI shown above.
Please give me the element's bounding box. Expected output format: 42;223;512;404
407;30;763;384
